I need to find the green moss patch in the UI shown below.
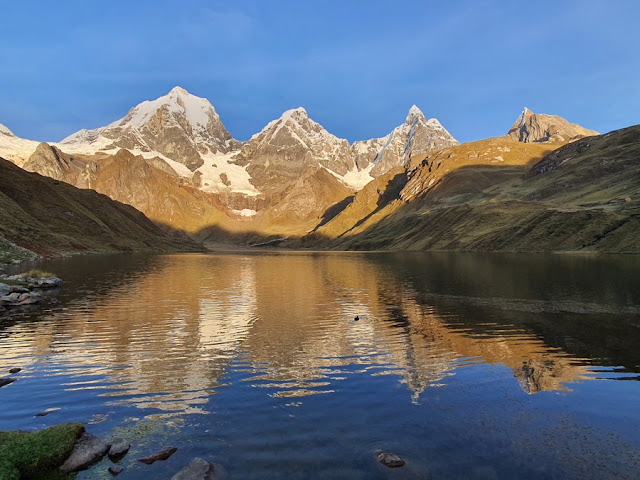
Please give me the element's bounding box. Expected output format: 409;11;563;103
0;423;84;479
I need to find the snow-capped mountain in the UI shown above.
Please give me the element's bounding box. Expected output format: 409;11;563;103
60;86;240;171
1;87;460;217
237;107;353;195
506;107;598;143
238;104;459;196
364;105;459;176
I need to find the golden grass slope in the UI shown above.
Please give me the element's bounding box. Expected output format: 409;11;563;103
312;138;558;240
307;126;640;253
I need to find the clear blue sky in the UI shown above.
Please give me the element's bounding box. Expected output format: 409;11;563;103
1;0;638;143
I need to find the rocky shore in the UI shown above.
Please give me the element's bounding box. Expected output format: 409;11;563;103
0;422;219;479
0;270;62;316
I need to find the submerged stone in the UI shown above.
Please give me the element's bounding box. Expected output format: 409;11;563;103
0;378;16;388
108;438;131;459
138;446;177;464
171;457;216;480
108;464;124;476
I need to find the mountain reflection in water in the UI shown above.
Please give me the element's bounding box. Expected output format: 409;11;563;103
0;252;639;479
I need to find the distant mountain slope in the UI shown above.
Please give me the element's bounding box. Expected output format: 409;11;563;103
506;107;598;143
300;126;640;253
0;156;200;261
0;123;40;166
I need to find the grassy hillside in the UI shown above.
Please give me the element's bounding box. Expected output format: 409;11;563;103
0;157;201;262
297;127;640;253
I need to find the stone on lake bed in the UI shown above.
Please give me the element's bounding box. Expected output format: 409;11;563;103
138;446;178;464
108;438;131;459
0;377;17;388
35;410;55;417
376;451;406;468
171;457;216;480
108;464;125;476
60;432;110;472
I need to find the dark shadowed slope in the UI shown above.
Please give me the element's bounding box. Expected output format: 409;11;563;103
0;157;201;261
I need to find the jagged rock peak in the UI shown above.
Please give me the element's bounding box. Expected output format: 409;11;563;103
506;107;598;143
515;107;533;128
0;123;14;136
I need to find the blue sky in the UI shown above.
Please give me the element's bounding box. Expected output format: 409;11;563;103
1;0;638;143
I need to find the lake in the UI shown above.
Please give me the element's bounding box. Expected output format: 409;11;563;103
1;252;639;479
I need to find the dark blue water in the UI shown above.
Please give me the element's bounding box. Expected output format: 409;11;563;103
1;252;639;479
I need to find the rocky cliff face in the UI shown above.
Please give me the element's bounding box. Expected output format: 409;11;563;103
506;107;598;143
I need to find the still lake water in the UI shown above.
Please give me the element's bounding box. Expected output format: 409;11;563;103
1;252;639;479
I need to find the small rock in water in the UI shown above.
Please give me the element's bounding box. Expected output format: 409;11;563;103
31;277;63;289
108;464;125;476
376;451;405;468
9;367;21;374
108;438;131;459
138;446;178;464
171;457;216;480
60;433;111;472
0;378;17;388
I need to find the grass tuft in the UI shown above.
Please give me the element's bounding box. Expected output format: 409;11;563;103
23;269;55;279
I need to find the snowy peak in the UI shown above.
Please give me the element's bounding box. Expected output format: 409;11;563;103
115;86;221;131
251;106;342;148
406;105;425;122
368;107;459;176
60;87;239;171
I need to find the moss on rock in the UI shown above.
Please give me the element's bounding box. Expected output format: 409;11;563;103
0;423;84;479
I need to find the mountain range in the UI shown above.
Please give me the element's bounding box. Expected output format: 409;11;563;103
2;86;637;257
